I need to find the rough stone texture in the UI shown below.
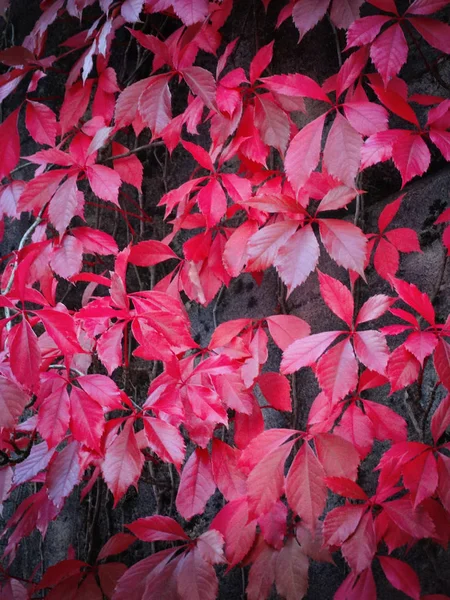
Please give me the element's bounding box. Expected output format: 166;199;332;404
0;0;450;598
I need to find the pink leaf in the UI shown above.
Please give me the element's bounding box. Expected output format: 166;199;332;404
48;175;79;235
70;387;104;452
409;16;450;54
275;536;309;600
274;224;320;294
281;331;342;374
46;441;81;508
318;271;354;326
143;416;185;470
392;133;431;187
370;23;408;86
176;448;215;519
0;109;20;179
86;164;121;205
249;41;274;84
127;516;189;542
379;556;421;600
266;315;311;350
292;0;329;40
247;440;295;518
286;442;327;532
102;419;144;507
257;372;291;411
317;338;359;402
25;100;58;146
285;115;325;194
319;218;367;277
323;113;362;187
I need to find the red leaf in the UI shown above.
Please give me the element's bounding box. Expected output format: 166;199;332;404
341;511;376;573
129;240;178;267
434;339;450;390
176;548;218;600
37;309;85;355
247;220;298;271
431;394;450;443
71;226;118;255
314;432;361;480
274;536;309;600
317;338;359;402
266;315;311;350
60;80;94;136
325;476;368;500
356;295;393;325
249;41;274;84
86;164;121;205
346;15;392;48
404;331;438;365
37;383;70;449
379;556;421;600
97;533;136;560
261;73;329;102
211;439;246;502
281;331;342;374
403;451;438;508
258;501;287;550
319;219;367;277
197;178;227;228
48;175;79;235
370;23;408;86
102;419;144;507
46;441;81;508
138;74;172;135
182;66;216;110
210;498;256;567
286;442;327;532
318;271;354;326
25;100;58;146
143;416;185;470
257;372;291;411
336;47;369;99
176;448;215;519
323;504;366;546
409;16;450;53
70;387;104;452
323;113;362;187
112;142;143;191
9;319;41;393
392;133;431;187
285;115;326;194
391;277;435;325
247;440;295;518
181;140;214;171
378;195;403;232
0;109;20;179
406;0;450;14
127;515;188;542
385;228;421;252
97;321;125;375
353;330;390;374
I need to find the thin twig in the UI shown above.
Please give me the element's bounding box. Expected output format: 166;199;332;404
104;141;164;163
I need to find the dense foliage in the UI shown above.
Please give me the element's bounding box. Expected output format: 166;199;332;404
0;0;450;598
